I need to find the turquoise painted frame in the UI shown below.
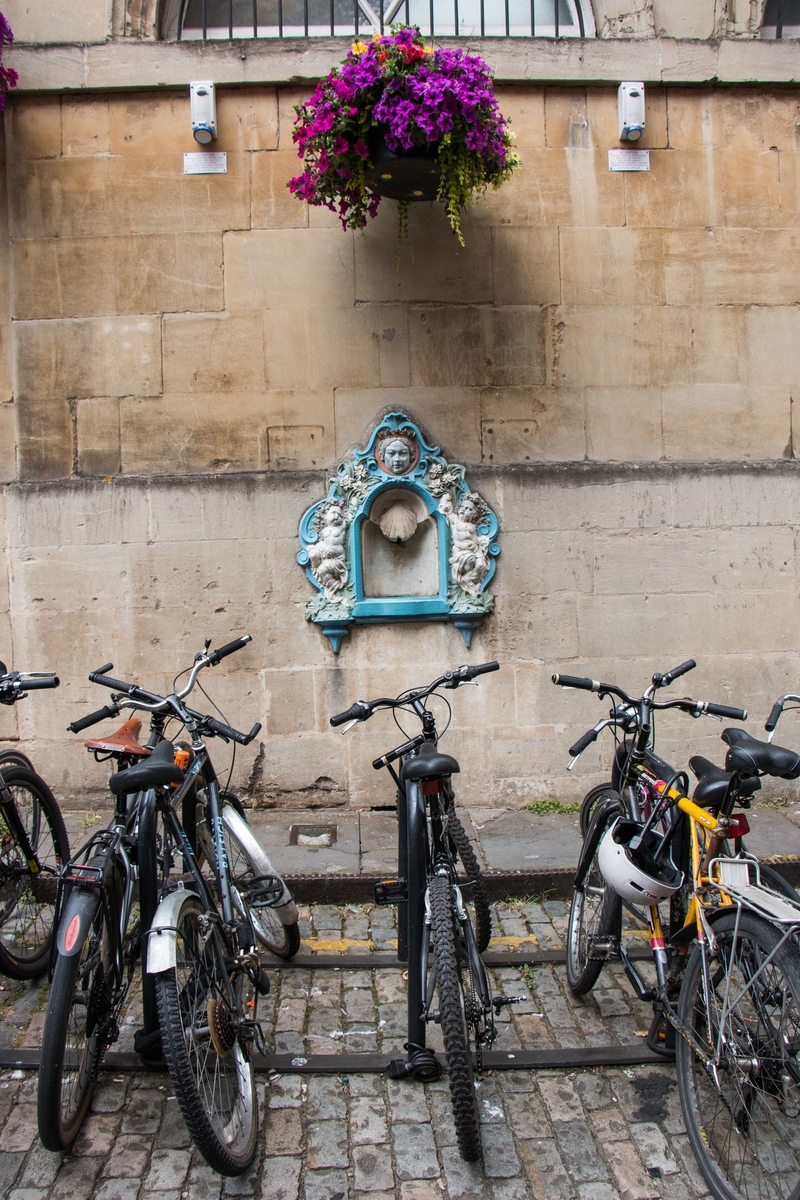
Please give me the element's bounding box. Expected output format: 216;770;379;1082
297;413;500;652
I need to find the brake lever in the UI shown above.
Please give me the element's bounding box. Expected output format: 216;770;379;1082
338;718;361;734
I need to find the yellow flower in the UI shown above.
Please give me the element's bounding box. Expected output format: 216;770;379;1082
423;45;434;53
351;41;367;54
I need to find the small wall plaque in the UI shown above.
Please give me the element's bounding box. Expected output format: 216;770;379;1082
183;151;228;174
608;148;650;171
296;413;500;653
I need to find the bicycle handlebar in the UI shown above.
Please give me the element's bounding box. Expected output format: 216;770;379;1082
703;702;748;721
551;674;599;692
330;662;500;728
11;675;59;691
68;703;121;734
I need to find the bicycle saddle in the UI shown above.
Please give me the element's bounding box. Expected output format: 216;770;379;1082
108;738;184;795
689;755;760;809
722;728;800;779
85;717;150;758
400;742;460;781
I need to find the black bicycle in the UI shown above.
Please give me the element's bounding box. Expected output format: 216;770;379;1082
39;637;296;1175
0;662;69;979
331;661;508;1162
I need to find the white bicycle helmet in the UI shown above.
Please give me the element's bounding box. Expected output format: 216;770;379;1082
598;818;684;906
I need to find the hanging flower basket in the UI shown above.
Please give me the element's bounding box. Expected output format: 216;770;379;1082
289;27;519;245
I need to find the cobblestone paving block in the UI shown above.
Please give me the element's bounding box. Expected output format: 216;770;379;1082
9;1187;50;1200
0;1154;26;1194
517;1137;574;1200
437;1142;485;1197
154;1102;193;1150
630;1122;680;1176
480;1119;522;1180
305;1119;349;1170
386;1081;428;1124
263;1105;304;1155
101;1134;151;1179
50;1156;103;1200
305;1076;348;1121
577;1184;622;1200
259;1155;301;1200
120;1090;165;1136
3;1105;39;1152
607;1140;661;1200
349;1095;389;1145
93;1179;141;1200
537;1074;584;1122
353;1142;395;1192
391;1120;440;1180
90;1081;130;1114
186;1156;224;1200
302;1167;349;1200
143;1148;192;1192
72;1114;123;1157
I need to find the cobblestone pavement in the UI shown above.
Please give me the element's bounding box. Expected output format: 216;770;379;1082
0;900;712;1200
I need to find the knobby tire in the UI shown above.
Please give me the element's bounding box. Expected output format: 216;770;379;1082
676;909;800;1200
155;893;258;1176
0;767;69;979
447;809;491;955
429;874;482;1162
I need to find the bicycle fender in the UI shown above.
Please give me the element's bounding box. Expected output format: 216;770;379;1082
56;890;101;957
575;793;623;888
146;888;189;974
222;806;298;925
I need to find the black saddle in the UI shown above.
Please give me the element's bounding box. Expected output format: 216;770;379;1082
108;739;184;796
689;755;760;809
722;728;800;780
400;741;460;782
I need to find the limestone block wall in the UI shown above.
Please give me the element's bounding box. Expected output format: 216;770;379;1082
2;81;800;806
2;466;799;807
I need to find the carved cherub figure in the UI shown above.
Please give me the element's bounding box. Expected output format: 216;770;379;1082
308;501;351;605
438;492;491;597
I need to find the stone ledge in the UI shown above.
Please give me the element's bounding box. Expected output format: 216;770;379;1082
6;36;800;93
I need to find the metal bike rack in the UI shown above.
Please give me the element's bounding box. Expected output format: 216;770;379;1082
0;946;664;1076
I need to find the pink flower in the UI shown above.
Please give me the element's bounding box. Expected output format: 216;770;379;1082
353;140;369;159
332;136;349;155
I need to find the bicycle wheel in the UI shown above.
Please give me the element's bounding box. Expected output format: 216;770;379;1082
448;809;492;954
155;892;258;1176
580;781;615;838
0;768;69;979
197;802;300;959
566;857;622;996
38;894;114;1150
676;909;800;1200
429;873;482;1162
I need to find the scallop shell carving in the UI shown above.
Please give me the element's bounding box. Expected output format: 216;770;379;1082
377;500;419;543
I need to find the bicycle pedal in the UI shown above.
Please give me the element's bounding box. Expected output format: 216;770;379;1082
373;878;407;905
587;936;619;961
492;995;526;1014
646;1010;676;1059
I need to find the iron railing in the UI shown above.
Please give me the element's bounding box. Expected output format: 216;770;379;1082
171;0;587;40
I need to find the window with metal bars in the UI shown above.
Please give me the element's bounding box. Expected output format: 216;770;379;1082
761;0;800;37
161;0;593;40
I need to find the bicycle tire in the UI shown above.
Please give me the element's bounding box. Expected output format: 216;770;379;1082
155;892;258;1176
0;767;69;979
38;893;113;1150
759;863;800;904
579;781;615;838
567;789;622;996
429;874;482;1162
447;810;491;954
197;802;300;959
0;749;35;772
676;909;800;1200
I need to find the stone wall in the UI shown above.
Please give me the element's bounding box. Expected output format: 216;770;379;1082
3;80;800;806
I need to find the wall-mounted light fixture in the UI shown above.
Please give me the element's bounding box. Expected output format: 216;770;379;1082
618;82;645;142
190;80;217;144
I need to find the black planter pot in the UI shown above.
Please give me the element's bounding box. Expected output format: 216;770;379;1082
364;129;441;202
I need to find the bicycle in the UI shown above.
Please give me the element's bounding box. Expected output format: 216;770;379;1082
39;636;298;1175
331;661;511;1162
0;662;69;979
555;663;800;1200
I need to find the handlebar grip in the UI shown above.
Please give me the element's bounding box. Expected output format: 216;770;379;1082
206;716;261;746
766;699;785;733
88;670;136;693
68;703;120;734
20;676;59;691
706;703;748;721
207;635;251;666
568;727;600;758
552;674;598;691
330;701;371;728
466;661;500;678
661;659;697;686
